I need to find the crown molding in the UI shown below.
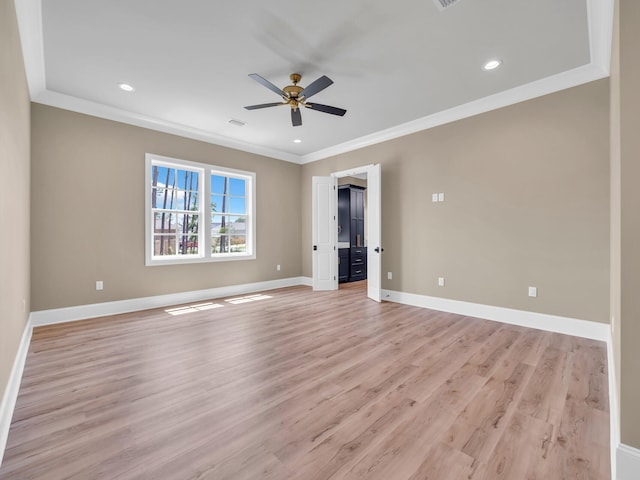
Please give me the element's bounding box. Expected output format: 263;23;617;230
15;0;613;166
299;62;608;164
33;90;301;164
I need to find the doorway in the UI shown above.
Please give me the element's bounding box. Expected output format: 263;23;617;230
311;164;381;302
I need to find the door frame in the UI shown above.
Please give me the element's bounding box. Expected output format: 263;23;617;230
331;164;382;302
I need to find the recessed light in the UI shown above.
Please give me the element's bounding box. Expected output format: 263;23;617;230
293;139;302;144
118;83;135;92
483;60;502;71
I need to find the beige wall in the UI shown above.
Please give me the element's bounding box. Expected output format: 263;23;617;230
0;0;31;403
302;80;610;323
613;0;640;450
31;105;301;311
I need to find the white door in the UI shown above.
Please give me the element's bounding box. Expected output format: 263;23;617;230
312;176;338;291
367;164;382;302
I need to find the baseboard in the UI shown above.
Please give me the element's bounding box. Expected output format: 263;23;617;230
0;316;33;468
617;443;640;479
299;276;313;286
380;289;609;341
31;276;310;327
607;326;619;480
607;328;620;480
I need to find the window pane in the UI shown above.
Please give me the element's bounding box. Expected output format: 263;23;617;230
177;213;199;235
154;212;178;233
153;235;176;256
228;216;246;234
178;235;198;254
175;169;199;191
211;235;229;254
229;235;246;253
211;215;225;235
211;194;226;213
228;178;245;196
154;189;199;211
152;166;175;190
178;190;199;210
229;196;246;214
211;175;227;194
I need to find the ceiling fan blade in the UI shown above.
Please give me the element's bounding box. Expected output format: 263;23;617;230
291;108;302;127
306;103;347;116
299;75;333;99
244;102;285;110
248;73;286;98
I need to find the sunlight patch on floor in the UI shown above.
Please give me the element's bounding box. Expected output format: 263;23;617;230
165;302;224;316
225;294;273;305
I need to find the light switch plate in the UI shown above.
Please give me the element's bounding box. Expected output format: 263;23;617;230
528;286;537;297
438;193;445;202
432;193;438;202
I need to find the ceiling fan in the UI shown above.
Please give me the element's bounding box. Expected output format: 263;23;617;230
244;73;347;127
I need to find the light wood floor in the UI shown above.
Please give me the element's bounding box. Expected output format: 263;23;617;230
0;282;610;479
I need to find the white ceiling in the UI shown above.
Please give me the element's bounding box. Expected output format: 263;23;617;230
16;0;612;164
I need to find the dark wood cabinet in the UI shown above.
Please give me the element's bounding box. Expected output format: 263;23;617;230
338;184;367;283
349;246;367;281
338;187;350;244
338;248;349;282
350;187;365;248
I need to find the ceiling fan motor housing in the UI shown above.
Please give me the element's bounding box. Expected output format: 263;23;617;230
245;72;346;126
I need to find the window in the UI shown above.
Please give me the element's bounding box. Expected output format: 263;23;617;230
145;154;255;265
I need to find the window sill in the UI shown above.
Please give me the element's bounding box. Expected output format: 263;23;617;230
145;253;256;266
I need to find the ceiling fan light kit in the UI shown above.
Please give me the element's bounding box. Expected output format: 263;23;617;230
245;73;347;127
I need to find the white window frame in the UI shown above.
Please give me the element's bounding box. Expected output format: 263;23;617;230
145;153;256;266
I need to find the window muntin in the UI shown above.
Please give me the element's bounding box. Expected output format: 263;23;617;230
145;154;255;265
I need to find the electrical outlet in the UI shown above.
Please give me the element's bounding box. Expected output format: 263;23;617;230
387;272;392;280
528;286;537;297
432;193;438;203
438;277;445;287
96;280;104;291
277;264;281;271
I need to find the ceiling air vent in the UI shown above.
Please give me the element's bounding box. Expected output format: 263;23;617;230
432;0;462;11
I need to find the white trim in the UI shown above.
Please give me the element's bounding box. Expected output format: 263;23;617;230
299;276;313;287
381;289;608;341
607;326;619;480
30;277;308;327
33;90;300;164
0;317;33;468
331;165;374;178
617;444;640;480
587;0;615;74
13;0;45;98
299;63;608;164
14;1;613;165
